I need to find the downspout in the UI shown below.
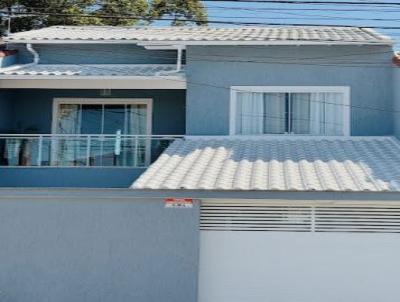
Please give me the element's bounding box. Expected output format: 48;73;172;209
0;43;39;70
26;43;40;65
156;45;184;76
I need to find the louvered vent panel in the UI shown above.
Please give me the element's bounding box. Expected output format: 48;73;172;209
201;203;313;232
314;205;400;233
201;203;400;234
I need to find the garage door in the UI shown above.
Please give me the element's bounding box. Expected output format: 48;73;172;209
198;201;400;302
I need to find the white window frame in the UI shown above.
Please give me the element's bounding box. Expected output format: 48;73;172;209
229;86;351;136
50;98;153;168
52;98;153;135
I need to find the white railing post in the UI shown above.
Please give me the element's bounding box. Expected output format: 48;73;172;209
0;134;181;167
134;136;139;167
145;136;151;167
50;135;58;166
86;135;91;166
37;135;43;166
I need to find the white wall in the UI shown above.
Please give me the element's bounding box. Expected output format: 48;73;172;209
199;231;400;302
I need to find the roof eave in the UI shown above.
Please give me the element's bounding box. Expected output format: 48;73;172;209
0;76;187;89
4;39;394;46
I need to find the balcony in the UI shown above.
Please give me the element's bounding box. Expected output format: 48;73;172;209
0;134;182;168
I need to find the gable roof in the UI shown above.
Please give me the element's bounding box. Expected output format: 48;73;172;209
132;136;400;192
4;26;393;46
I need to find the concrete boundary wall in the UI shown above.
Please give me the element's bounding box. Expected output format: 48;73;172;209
0;194;199;302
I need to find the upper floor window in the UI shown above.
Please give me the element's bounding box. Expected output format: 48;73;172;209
230;86;350;136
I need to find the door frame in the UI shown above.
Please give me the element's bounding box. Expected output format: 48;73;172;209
52;98;153;135
50;98;153;167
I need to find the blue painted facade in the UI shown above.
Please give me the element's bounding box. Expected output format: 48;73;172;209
0;89;185;187
0;42;397;188
12;43;180;65
0;53;17;67
394;68;400;137
186;45;394;135
0;195;200;302
3;89;186;134
0;34;399;302
0;91;13;132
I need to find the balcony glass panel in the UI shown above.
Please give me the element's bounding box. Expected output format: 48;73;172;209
0;135;179;168
52;137;88;166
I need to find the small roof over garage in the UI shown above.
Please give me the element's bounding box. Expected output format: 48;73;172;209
132;136;400;192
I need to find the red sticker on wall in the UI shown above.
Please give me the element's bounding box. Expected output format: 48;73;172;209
164;198;194;208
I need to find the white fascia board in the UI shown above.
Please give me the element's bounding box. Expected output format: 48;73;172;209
4;40;143;44
0;77;186;89
183;135;394;141
0;75;185;80
138;40;394;46
4;39;393;46
142;45;187;50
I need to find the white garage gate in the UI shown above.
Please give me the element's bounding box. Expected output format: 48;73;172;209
198;200;400;302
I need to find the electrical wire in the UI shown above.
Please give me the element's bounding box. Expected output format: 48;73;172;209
202;0;400;6
29;44;397;69
8;51;396;115
6;11;400;30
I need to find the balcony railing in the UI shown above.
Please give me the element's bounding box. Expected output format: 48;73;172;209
0;134;183;168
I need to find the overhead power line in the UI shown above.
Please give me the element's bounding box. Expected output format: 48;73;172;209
202;0;400;5
207;6;400;15
26;42;397;69
205;13;400;23
18;4;400;13
19;5;400;22
39;58;398;115
8;11;400;30
206;5;400;12
52;44;396;64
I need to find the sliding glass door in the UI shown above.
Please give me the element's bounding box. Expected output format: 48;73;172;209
53;99;152;167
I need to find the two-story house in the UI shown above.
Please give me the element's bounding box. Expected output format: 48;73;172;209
0;26;399;302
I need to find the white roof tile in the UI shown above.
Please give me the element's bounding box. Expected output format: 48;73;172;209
0;64;184;78
132;136;400;192
4;26;392;45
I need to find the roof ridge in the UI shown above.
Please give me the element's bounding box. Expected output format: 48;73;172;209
47;25;369;29
5;26;392;45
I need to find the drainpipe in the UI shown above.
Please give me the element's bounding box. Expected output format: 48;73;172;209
0;43;39;70
156;45;184;76
26;43;40;64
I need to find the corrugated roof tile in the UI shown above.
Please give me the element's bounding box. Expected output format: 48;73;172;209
0;64;184;78
4;26;392;45
132;136;400;192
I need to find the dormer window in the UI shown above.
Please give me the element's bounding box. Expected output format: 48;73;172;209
230;86;350;136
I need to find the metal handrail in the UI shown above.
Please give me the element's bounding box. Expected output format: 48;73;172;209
0;134;182;168
0;134;184;138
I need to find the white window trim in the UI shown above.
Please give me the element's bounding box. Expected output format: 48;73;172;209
50;98;153;168
52;98;153;135
229;86;351;136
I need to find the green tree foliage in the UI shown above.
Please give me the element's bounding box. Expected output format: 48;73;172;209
149;0;207;25
0;0;100;33
0;0;207;34
95;0;149;26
